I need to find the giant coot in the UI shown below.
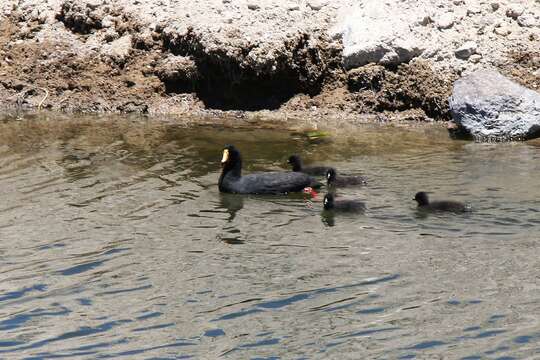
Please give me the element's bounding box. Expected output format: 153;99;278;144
219;145;318;194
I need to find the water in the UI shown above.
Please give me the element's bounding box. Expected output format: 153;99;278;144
1;113;539;359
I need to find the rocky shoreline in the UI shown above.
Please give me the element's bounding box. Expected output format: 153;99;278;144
0;0;539;124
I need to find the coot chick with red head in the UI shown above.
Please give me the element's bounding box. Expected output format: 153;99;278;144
326;168;367;187
413;192;471;213
287;155;331;176
323;193;366;213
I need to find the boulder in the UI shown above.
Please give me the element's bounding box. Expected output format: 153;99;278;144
449;69;540;140
335;1;425;69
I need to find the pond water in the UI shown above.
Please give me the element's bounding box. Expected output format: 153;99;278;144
0;113;539;359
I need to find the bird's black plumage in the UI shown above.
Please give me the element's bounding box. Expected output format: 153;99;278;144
326;168;367;187
287;155;331;176
413;192;471;213
323;193;366;213
219;145;318;194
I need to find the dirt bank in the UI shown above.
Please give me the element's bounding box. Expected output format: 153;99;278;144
0;0;539;124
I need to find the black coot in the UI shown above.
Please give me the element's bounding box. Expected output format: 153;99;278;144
413;192;471;213
287;155;331;176
219;145;318;194
323;193;366;213
326;168;367;187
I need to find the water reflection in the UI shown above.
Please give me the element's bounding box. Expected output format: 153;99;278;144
218;193;244;222
321;210;335;227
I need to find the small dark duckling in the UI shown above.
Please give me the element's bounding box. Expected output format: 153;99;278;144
219;145;319;194
326;168;367;187
323;193;366;213
287;155;331;176
413;192;471;213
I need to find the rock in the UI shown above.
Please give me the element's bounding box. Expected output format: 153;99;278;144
337;2;426;69
436;13;455;29
418;14;433;26
286;3;300;11
517;13;538;28
103;28;119;42
307;0;326;11
222;11;234;23
449;69;540;140
469;54;482;63
154;54;198;85
466;6;482;16
494;25;511;36
454;41;477;60
101;15;115;28
506;4;524;19
102;34;132;65
247;2;260;10
491;2;500;12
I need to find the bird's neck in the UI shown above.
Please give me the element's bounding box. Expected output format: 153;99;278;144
219;159;242;188
418;198;429;206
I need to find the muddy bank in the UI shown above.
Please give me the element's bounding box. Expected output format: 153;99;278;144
0;0;539;124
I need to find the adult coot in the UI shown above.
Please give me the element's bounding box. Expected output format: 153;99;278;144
219;145;318;194
323;193;366;213
326;168;367;187
413;192;471;213
287;155;331;176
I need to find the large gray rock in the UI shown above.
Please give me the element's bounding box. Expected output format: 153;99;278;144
449;69;540;140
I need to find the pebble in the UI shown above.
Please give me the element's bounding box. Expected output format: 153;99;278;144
223;11;234;24
418;14;433;26
436;13;455;29
469;54;482;63
455;41;477;60
494;25;511;36
307;0;327;11
517;13;537;28
505;4;524;19
466;6;482;16
101;15;115;28
286;3;300;11
247;2;260;10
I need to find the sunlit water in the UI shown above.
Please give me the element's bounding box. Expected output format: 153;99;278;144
0;113;539;359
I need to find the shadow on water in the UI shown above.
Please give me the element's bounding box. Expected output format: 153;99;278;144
0;113;539;358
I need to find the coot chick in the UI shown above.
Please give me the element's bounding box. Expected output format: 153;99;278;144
288;155;331;176
323;193;366;213
219;145;319;194
413;192;471;213
326;168;367;187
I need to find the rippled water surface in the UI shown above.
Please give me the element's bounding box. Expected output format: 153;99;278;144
1;113;539;359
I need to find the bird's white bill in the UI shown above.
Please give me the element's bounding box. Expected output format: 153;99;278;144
221;149;229;163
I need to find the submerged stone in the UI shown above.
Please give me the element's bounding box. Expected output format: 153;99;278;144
449;69;540;141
